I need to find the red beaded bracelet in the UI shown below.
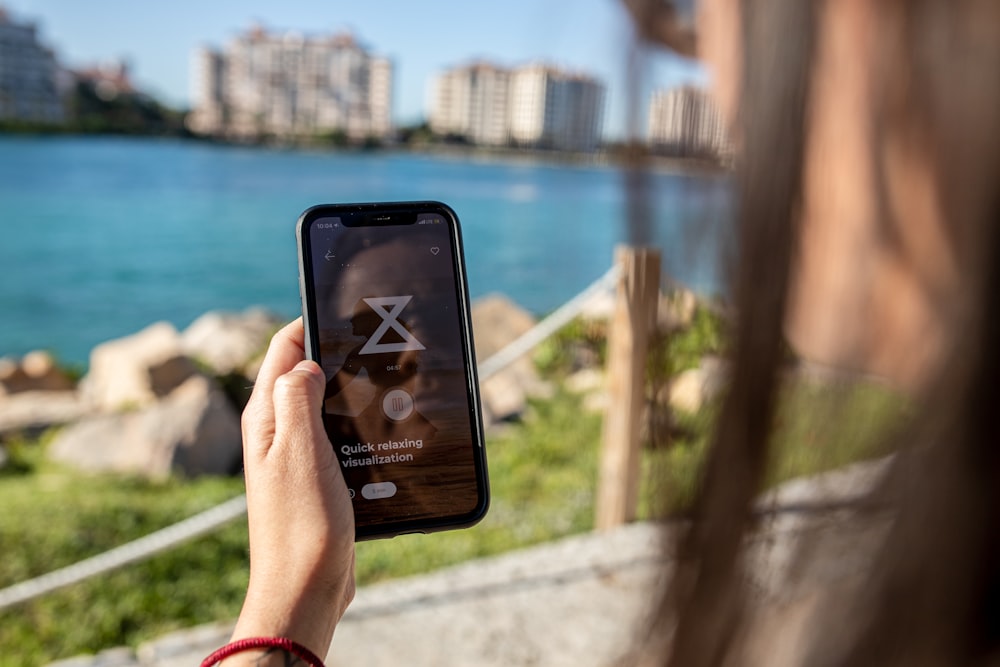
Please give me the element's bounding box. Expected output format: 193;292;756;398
200;637;326;667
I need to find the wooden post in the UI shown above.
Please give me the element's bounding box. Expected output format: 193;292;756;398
595;245;661;531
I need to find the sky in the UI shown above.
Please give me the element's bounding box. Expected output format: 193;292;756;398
3;0;707;139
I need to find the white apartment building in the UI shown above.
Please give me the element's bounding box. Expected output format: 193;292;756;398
429;61;604;152
0;8;64;123
648;86;732;160
509;64;604;153
189;27;393;141
430;62;510;146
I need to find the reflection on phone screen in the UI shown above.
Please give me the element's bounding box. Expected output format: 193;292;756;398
306;211;484;531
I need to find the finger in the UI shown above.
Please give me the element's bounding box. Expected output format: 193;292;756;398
253;318;307;395
243;318;308;457
270;359;329;459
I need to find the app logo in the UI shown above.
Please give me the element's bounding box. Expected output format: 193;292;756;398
358;296;426;355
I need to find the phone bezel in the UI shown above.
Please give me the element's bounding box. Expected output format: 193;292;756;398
295;201;489;540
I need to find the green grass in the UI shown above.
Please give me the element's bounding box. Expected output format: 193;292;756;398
0;467;249;666
0;390;602;665
0;306;906;664
354;390;601;583
640;377;906;517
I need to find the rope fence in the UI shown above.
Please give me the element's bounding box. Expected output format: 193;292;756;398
477;265;619;382
0;495;248;611
0;266;618;612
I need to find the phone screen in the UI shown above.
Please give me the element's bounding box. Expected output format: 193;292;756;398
297;202;488;539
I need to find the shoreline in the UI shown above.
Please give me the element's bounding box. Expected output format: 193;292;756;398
0;130;732;176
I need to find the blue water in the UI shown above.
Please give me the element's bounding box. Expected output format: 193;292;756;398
0;136;731;365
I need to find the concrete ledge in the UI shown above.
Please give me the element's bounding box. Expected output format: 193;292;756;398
46;458;892;667
331;522;665;667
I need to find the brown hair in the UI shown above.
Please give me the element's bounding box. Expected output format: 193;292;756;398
629;0;1000;664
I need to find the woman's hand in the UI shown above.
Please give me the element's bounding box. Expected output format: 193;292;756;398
227;318;355;664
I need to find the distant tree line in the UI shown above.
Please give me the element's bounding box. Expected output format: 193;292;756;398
0;81;191;137
65;79;189;136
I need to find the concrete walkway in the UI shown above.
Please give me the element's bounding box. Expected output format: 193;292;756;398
49;459;891;667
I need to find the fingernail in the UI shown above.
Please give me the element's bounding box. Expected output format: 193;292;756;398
293;360;323;376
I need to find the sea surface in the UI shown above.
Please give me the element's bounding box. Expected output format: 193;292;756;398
0;136;732;365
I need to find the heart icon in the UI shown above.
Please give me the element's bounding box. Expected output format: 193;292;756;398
430;247;440;255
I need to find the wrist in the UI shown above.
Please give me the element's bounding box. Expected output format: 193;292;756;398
228;567;353;662
207;637;325;666
229;588;333;660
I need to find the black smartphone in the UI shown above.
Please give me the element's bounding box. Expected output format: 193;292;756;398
296;201;489;540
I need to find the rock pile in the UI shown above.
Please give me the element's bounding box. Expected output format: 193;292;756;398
0;351;75;396
0;286;726;478
0;308;281;478
0;296;560;478
568;285;729;417
0;351;86;437
471;293;551;426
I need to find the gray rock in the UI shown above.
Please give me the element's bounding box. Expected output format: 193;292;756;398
659;288;698;331
0;356;17;381
472;294;537;360
565;367;608;412
0;390;89;436
0;351;74;396
81;322;191;412
181;308;281;378
21;350;75;389
48;375;242;479
472;294;549;424
146;354;200;399
666;355;728;413
578;285;616;320
0;356;30;398
565;367;605;395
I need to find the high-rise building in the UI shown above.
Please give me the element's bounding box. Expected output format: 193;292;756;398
509;64;604;152
429;61;604;152
0;8;64;123
647;86;732;160
189;26;393;141
430;62;510;146
429;67;464;138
